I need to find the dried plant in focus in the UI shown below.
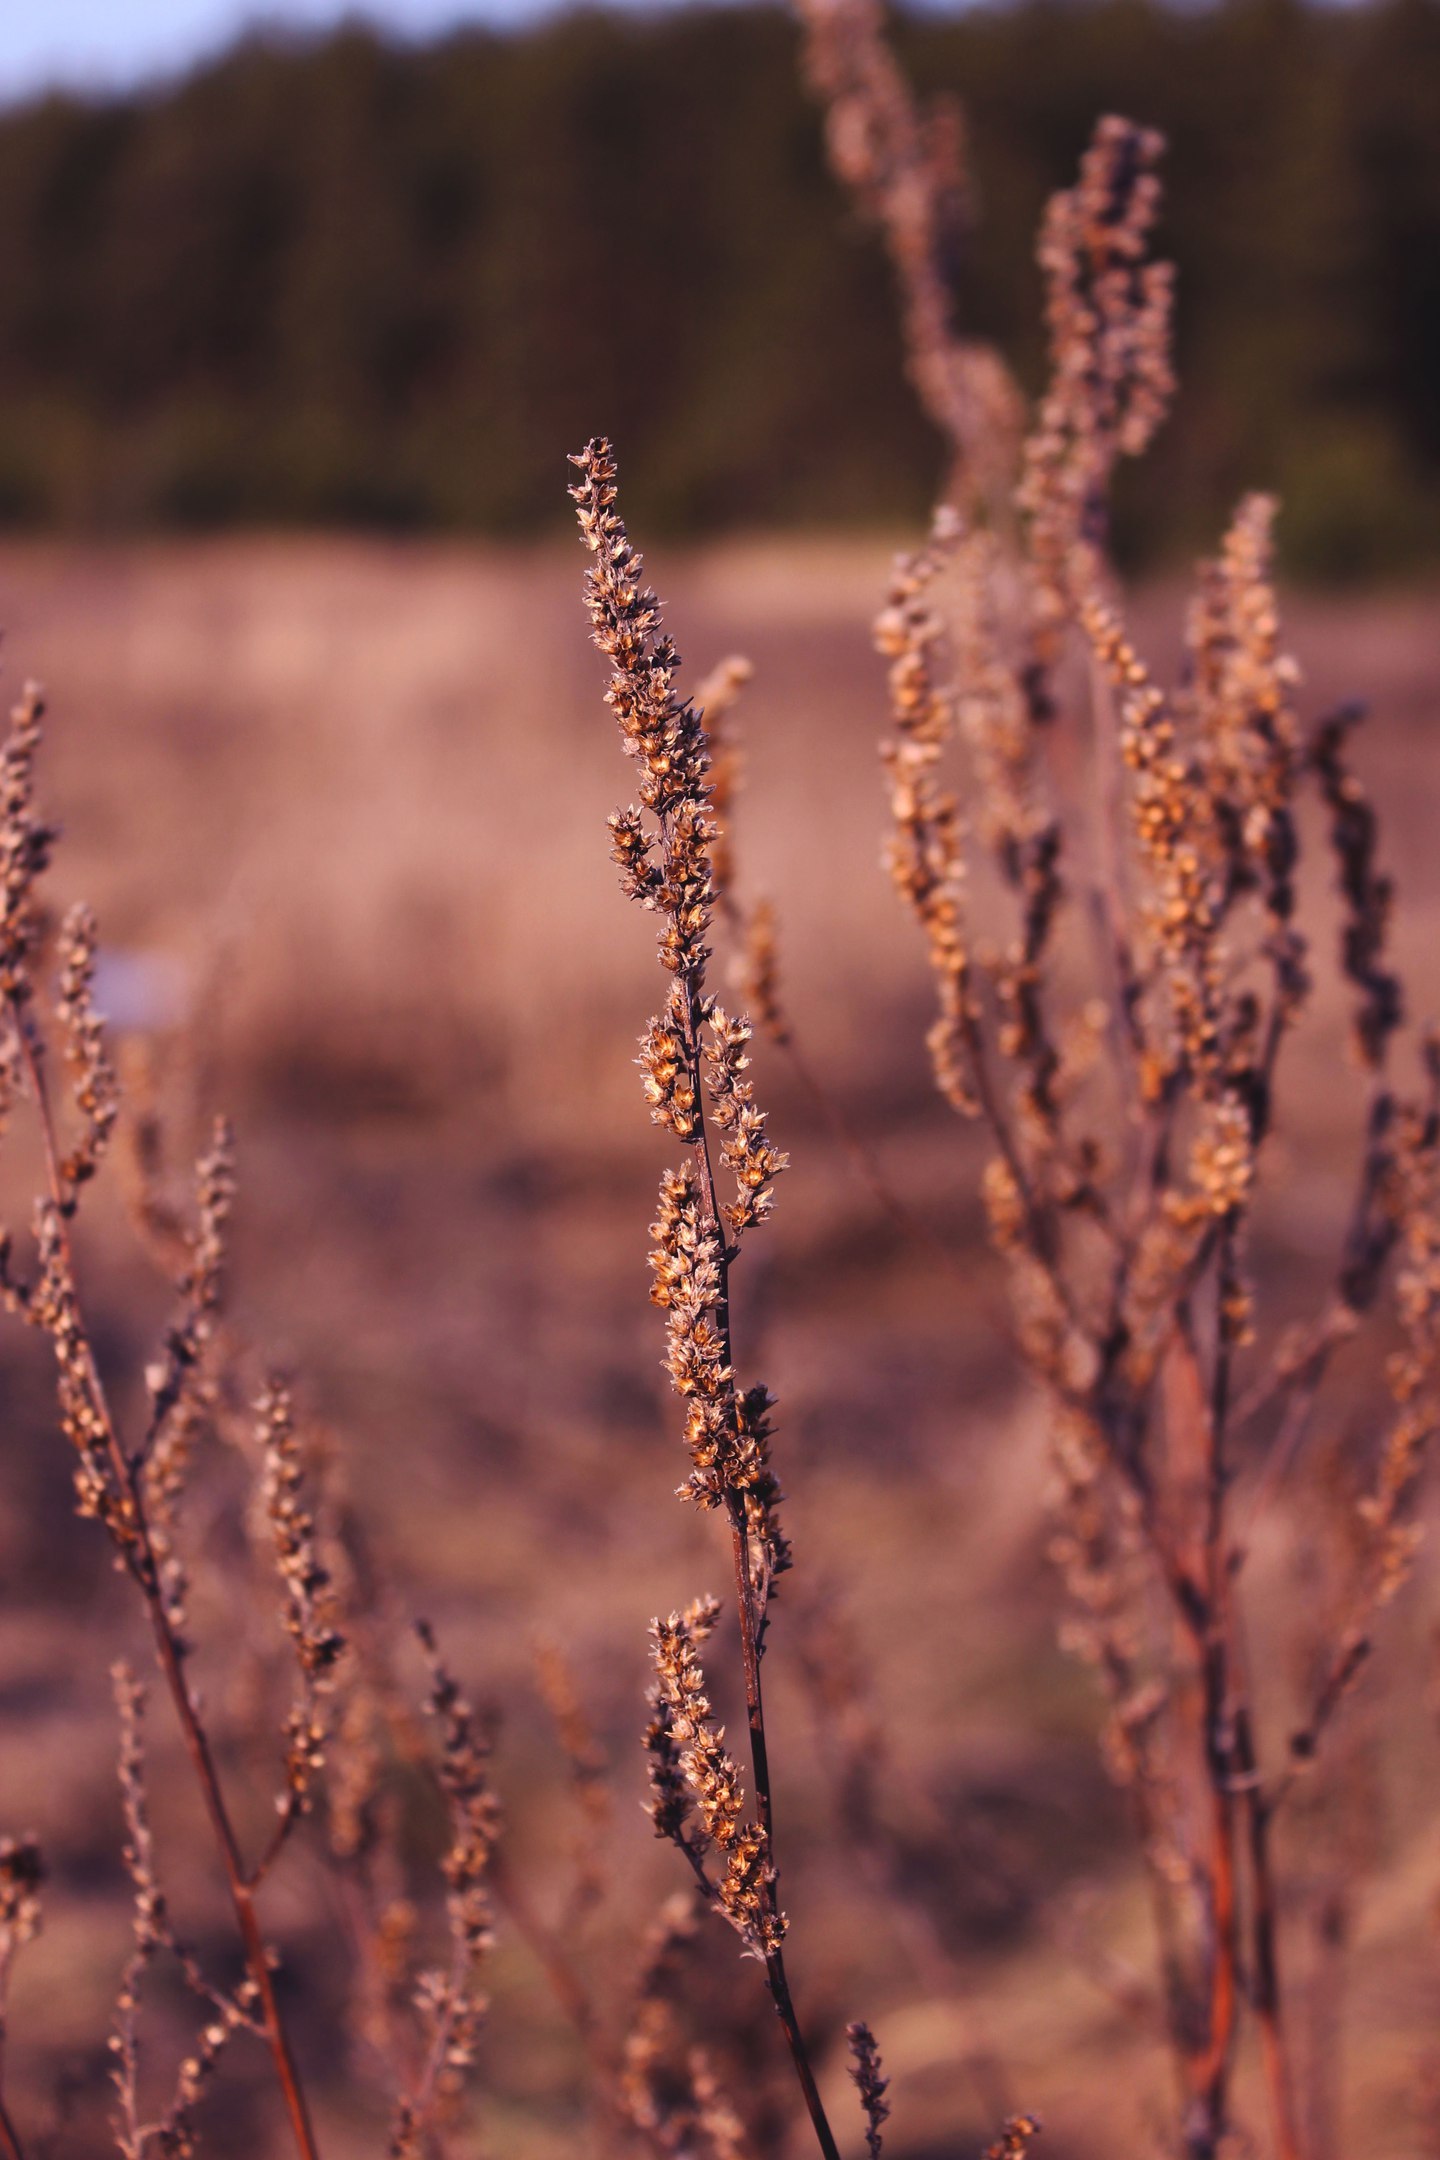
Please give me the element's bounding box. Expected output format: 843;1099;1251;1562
572;436;911;2160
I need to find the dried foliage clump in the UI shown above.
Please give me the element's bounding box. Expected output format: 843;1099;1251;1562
795;9;1440;2156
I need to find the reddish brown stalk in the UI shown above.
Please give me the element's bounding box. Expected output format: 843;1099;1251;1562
722;1503;841;2160
1236;1724;1303;2160
682;966;843;2160
9;1013;321;2160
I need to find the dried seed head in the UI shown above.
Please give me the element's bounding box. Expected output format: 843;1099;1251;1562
1021;115;1173;627
846;2021;890;2160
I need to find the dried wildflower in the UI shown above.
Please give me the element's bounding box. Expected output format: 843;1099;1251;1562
1190;500;1301;914
391;1623;500;2159
705;1008;788;1236
573;440;786;1542
30;1201;135;1543
142;1118;235;1454
258;1378;345;1824
805;63;1440;2155
845;2022;889;2160
647;1600;784;1959
620;1893;753;2160
619;1894;697;2151
0;682;54;1010
1020;115;1173;628
876;508;976;1116
54;904;118;1204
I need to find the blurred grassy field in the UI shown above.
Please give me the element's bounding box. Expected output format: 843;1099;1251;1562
0;535;1438;2158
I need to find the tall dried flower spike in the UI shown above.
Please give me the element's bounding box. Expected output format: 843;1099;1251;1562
258;1378;345;1830
876;507;976;1117
1020;115;1174;625
574;440;836;2160
55;904;119;1205
0;682;54;1011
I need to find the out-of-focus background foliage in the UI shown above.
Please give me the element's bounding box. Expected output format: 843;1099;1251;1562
0;0;1437;575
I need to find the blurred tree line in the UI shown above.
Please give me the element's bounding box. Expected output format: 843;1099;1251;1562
0;0;1435;574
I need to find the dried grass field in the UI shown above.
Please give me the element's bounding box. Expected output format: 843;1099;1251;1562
0;531;1437;2159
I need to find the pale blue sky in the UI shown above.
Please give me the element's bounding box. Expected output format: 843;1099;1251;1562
0;0;587;102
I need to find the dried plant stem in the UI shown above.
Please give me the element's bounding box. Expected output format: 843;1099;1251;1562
687;962;842;2160
723;1507;841;2160
7;1012;321;2160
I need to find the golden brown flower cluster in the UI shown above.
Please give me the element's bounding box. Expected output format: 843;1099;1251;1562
575;440;847;2160
1020;114;1174;630
54;905;119;1204
875;510;975;1116
572;438;789;1565
258;1378;346;1823
0;683;52;1020
645;1599;783;1959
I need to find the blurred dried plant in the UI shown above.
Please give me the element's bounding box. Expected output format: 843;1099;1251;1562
799;26;1440;2155
0;683;508;2160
